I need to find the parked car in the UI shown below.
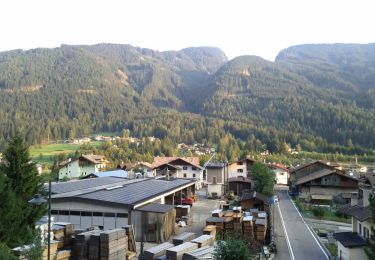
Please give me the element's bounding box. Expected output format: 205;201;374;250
174;196;194;207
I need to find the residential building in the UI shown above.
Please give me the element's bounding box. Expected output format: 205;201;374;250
58;155;109;180
205;162;226;198
289;161;358;203
228;176;253;196
81;169;128;179
334;184;373;260
152;157;204;187
117;161;153;178
228;157;255;179
267;163;289;185
50;177;196;234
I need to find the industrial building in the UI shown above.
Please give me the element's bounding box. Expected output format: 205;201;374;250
50;177;196;233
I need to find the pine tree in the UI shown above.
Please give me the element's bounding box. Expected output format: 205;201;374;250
365;194;375;259
0;132;46;248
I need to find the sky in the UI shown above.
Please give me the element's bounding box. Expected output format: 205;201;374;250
0;0;374;61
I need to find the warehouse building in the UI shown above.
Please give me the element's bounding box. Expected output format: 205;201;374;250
50;177;196;232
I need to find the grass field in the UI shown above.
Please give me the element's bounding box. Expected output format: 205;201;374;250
30;141;102;165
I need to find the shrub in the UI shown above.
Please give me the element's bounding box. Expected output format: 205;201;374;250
312;207;325;218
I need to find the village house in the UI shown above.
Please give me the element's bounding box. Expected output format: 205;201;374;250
228;176;253;196
205;162;226;198
334;183;373;260
267;163;289;185
289;161;358;204
228;157;256;179
117;161;153;178
152;157;204;186
58;155;109;180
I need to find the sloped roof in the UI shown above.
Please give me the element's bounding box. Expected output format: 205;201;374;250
267;163;288;172
52;178;196;209
205;162;225;169
333;232;367;248
289;160;334;173
295;169;358;185
51;177;127;194
135;203;175;213
338;204;372;222
81;154;109;164
240;190;269;204
152;157;202;169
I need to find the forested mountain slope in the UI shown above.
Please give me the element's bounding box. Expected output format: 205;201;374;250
0;43;374;153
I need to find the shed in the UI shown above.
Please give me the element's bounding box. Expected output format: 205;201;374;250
131;203;176;243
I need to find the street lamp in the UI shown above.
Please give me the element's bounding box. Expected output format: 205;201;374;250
29;179;51;260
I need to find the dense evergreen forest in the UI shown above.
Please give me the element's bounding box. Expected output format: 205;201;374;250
0;43;375;156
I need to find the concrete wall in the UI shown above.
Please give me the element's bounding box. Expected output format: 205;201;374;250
300;186;357;198
206;168;224;184
273;169;288;185
207;184;223;197
51;200;129;230
357;219;373;240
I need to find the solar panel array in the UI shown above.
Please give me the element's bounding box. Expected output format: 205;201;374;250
51;177;125;194
76;178;194;207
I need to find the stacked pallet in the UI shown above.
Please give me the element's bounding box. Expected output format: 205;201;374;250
191;235;213;248
224;211;234;218
42;241;59;260
224;217;234;238
255;218;267;242
166;242;198;260
122;225;136;252
202;225;216;239
175;205;191;219
243;216;254;240
233;206;242;213
172;232;196;246
182;246;214;260
143;242;174;260
258;211;267;219
53;222;74;248
100;229;127;260
74;230;99;260
206;217;225;239
88;232;101;260
56;250;71;260
233;213;243;236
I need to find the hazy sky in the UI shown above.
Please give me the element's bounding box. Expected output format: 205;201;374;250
1;0;374;61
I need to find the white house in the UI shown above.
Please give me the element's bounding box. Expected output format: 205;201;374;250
152;157;204;188
58;155;109;180
228;158;255;179
334;185;373;260
267;164;289;185
205;162;226;198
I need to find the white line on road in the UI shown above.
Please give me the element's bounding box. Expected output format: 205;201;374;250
288;194;330;260
276;201;295;260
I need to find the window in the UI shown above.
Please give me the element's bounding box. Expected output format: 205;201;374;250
81;211;92;217
51;210;58;215
117;213;128;218
193;174;196;178
237;169;243;173
93;212;103;217
192;167;197;171
183;166;188;170
183;174;187;178
70;211;80;216
359;223;362;235
59;210;69;215
104;212;115;217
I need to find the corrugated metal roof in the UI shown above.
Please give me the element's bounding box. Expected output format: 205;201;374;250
136;203;175;213
53;178;195;208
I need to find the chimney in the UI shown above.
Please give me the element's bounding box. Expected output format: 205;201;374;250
350;192;358;206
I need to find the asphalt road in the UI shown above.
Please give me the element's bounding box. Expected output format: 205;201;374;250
276;190;329;260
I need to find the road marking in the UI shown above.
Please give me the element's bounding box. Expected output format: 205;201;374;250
287;194;330;260
276;198;295;260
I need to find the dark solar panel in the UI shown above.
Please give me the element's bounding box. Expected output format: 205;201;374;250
51;177;125;194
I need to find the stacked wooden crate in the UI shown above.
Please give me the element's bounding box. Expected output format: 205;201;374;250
211;209;223;217
224;217;234;238
242;216;254;240
122;225;136;253
250;208;259;218
74;230;99;260
191;235;213;248
206;217;225;239
100;228;127;260
53;222;74;248
88;232;101;260
42;241;59;260
56;250;72;260
233;213;243;236
175;205;191;219
202;225;216;239
143;242;174;260
172;232;196;246
255;218;267;242
166;242;198;260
